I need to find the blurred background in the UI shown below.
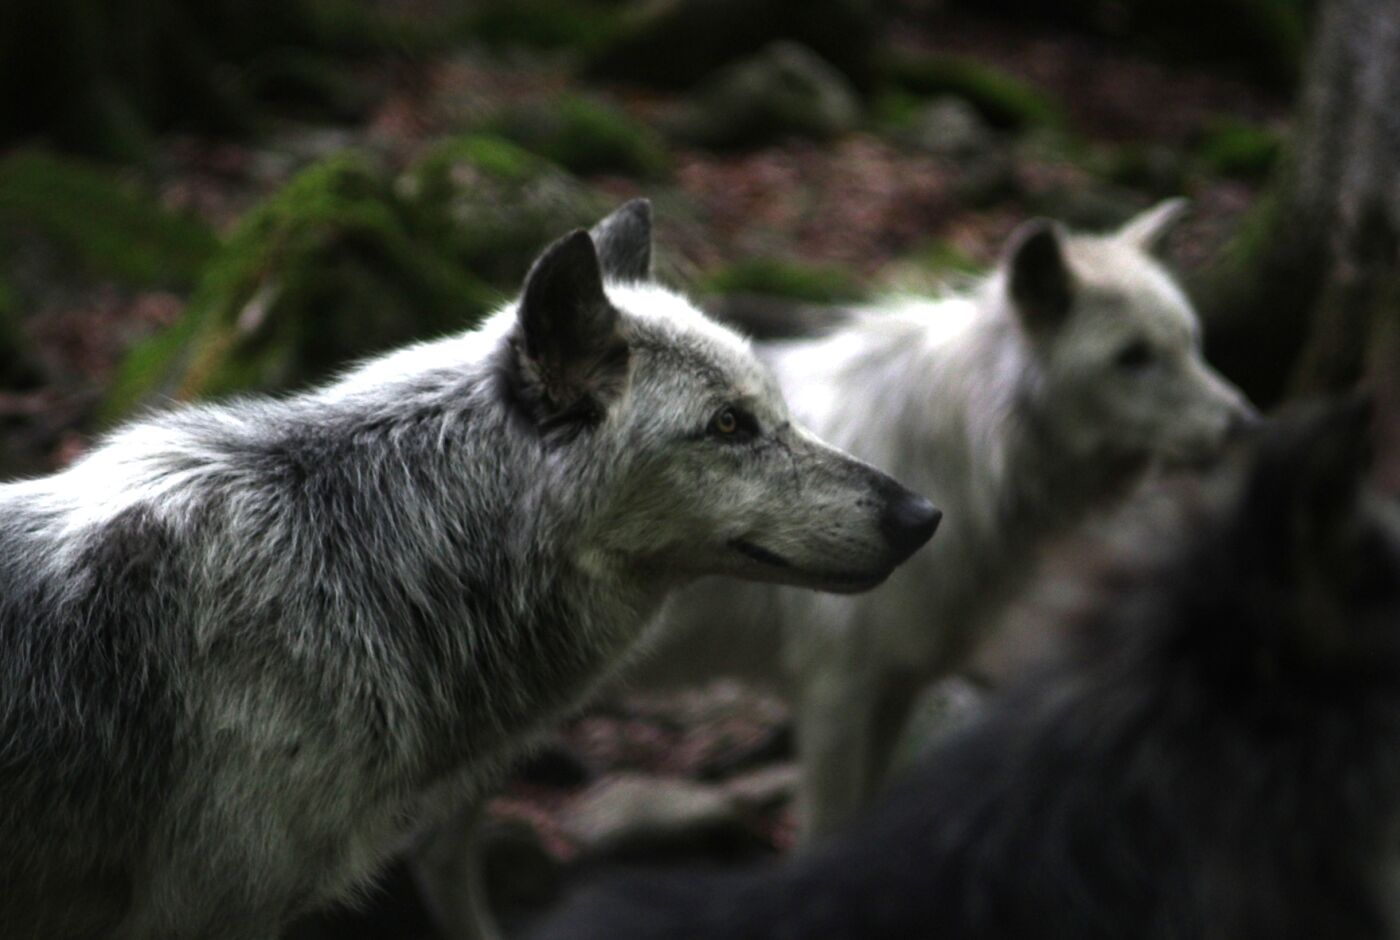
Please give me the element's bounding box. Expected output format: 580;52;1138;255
4;0;1399;936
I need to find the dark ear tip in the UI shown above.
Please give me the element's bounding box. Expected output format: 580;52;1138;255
1005;219;1068;275
1009;218;1061;249
590;199;654;283
531;228;600;270
523;228;604;305
557;228;597;253
616;197;652;222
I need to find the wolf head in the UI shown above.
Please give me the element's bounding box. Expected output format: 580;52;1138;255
1000;199;1255;466
504;200;940;593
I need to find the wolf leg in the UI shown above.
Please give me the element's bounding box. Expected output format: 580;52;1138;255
865;670;931;793
793;658;882;843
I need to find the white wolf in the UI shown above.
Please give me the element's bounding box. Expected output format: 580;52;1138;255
640;199;1256;840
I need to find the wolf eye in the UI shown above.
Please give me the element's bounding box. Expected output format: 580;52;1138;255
1115;340;1155;370
708;406;758;441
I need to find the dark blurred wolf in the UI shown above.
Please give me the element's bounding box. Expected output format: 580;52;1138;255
0;201;937;940
529;400;1400;940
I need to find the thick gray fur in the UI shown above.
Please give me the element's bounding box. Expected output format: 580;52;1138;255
0;200;934;939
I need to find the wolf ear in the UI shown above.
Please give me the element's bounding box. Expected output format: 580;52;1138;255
513;230;630;427
1117;198;1188;253
1237;397;1374;573
1005;219;1073;331
590;198;653;283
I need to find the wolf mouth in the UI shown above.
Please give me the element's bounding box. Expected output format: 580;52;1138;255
731;538;792;569
730;539;891;593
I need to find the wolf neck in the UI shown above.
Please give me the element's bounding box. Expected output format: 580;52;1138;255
258;349;663;782
937;295;1129;539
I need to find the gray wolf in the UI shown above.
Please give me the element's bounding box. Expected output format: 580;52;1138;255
528;399;1400;940
645;199;1257;839
0;200;938;939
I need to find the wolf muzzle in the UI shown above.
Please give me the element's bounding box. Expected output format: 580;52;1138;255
880;488;941;563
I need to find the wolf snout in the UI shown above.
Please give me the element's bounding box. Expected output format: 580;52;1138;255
880;489;942;562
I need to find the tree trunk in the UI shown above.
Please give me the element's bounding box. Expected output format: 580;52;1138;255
1200;0;1400;415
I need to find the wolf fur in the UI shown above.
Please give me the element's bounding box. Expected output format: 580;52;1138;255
633;200;1258;840
529;399;1400;940
0;200;937;940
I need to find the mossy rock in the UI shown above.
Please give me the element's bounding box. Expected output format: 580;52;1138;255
103;154;495;421
411;134;555;197
460;0;626;56
878;53;1066;132
480;96;670;179
674;41;861;149
1193;119;1284;182
238;50;375;123
871;88;924;133
1092;142;1188;196
0;149;217;287
906;241;982;277
699;258;868;305
876;241;983;297
401;133;610;284
587;0;875;91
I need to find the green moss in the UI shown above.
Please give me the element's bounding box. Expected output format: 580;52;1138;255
878;53;1065;132
103;154;495;421
412;134;552;200
1092;142;1188;195
0;149;217;287
675;41;861;149
585;0;875;92
482;96;671;179
462;0;624;55
870;88;923;132
402;133;608;284
878;241;984;296
1194;119;1284;181
0;277;41;389
912;241;980;277
699;258;868;305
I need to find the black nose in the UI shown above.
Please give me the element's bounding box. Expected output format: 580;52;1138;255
880;489;942;562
